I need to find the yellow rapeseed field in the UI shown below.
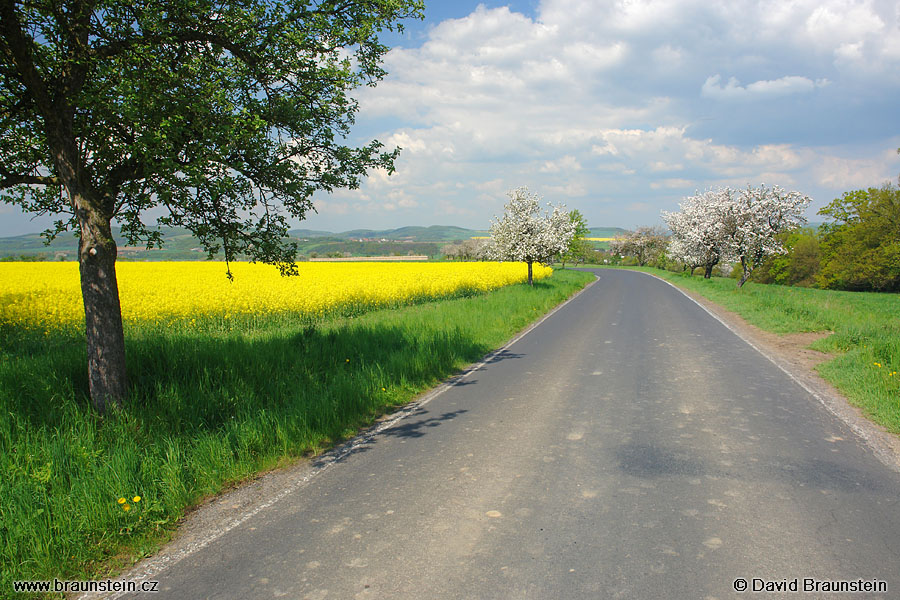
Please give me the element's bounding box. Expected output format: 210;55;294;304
1;261;551;330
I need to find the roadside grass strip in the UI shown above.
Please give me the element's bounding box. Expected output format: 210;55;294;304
628;267;900;436
0;267;593;598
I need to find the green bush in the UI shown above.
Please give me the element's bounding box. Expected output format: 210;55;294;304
817;184;900;292
753;228;821;287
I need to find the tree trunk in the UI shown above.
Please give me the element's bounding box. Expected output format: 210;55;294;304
77;208;128;413
704;264;714;279
527;260;533;285
737;258;751;288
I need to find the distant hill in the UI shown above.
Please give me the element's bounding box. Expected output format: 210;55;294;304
0;224;621;260
285;228;337;239
0;226;218;261
0;231;80;257
588;227;628;238
290;225;489;242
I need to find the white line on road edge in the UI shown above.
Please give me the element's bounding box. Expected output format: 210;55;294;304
642;271;900;474
83;273;600;599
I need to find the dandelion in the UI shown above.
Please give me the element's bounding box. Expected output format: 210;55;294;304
122;504;131;512
874;362;882;368
133;496;141;503
117;497;126;505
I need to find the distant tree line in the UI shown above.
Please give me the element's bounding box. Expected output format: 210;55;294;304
609;179;900;293
753;183;900;292
441;238;490;261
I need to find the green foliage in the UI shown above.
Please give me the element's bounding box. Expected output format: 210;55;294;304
1;0;426;410
0;270;593;593
752;228;821;287
0;0;424;266
610;226;669;267
817;184;900;292
560;209;591;266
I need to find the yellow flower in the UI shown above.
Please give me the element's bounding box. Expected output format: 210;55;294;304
133;496;141;503
117;497;126;504
874;362;882;368
122;504;131;512
1;262;551;330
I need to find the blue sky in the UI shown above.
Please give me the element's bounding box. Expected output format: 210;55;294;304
2;0;899;236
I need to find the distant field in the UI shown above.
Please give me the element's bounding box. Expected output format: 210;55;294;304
0;224;627;261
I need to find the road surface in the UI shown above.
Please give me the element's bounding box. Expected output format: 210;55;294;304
120;269;900;599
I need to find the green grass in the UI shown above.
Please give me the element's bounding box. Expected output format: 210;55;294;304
0;269;593;598
619;267;900;435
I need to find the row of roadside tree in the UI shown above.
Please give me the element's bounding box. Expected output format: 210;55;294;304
610;181;900;293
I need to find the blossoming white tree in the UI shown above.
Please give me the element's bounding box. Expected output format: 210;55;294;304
609;226;669;266
488;187;576;285
663;188;737;279
663;185;810;286
728;184;811;286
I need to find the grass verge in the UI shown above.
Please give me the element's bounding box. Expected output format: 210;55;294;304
617;267;900;435
0;269;594;598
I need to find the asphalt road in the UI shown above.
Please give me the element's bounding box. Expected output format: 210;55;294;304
123;269;900;599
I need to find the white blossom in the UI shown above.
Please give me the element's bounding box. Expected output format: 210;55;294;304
488;186;576;284
609;226;669;266
728;184;810;285
663;184;810;285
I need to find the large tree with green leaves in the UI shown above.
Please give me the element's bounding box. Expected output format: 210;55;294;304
817;184;900;292
0;0;423;413
559;208;590;268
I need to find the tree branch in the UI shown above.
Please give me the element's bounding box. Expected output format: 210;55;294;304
0;173;59;189
0;0;54;114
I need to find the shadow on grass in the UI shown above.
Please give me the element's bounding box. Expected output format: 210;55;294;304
2;317;494;443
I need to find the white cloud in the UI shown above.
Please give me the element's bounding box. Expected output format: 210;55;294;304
651;44;684;67
814;149;899;189
545;182;588;197
650;178;693;190
649;161;684;172
702;75;828;99
313;199;351;216
561;41;628;71
1;0;896;239
804;2;885;47
540;155;582;173
302;0;900;232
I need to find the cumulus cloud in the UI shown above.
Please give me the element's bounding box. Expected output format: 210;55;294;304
540;155;582;173
701;75;829;99
814;149;900;189
307;0;900;230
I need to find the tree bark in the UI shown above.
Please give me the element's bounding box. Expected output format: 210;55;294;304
737;258;751;288
527;260;533;285
76;205;128;413
704;264;714;279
